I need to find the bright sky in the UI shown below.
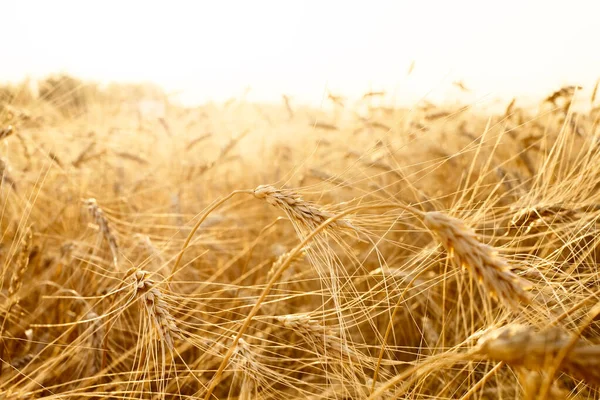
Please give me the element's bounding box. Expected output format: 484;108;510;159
3;0;599;107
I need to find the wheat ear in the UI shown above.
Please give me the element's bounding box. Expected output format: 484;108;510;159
253;185;355;230
423;211;532;308
8;228;33;303
520;371;569;400
267;246;308;281
475;324;600;386
86;311;104;375
133;271;181;351
0;157;17;191
0;125;14;141
231;336;258;400
277;314;356;361
1;228;32;377
84;198;119;267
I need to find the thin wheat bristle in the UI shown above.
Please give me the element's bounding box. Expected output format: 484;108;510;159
133;270;181;351
84;198;119;267
253;185;354;230
423;211;532;308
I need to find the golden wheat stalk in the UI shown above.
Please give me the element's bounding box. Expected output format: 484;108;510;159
133;270;181;351
423;211;532;308
475;324;600;386
253;185;354;230
84;198;119;267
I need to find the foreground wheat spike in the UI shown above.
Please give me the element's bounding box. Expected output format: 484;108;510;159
8;228;33;302
253;184;354;230
475;324;600;386
231;336;258;400
86;312;104;375
423;211;531;308
84;198;119;266
133;270;181;351
277;314;356;360
267;246;308;280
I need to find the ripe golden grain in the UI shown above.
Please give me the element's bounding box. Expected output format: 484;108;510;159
133;270;181;351
423;211;532;308
253;185;355;231
475;324;600;386
84;198;119;267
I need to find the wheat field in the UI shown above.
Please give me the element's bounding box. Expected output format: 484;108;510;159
1;75;600;399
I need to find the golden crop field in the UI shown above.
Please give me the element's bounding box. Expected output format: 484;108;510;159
1;75;600;399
